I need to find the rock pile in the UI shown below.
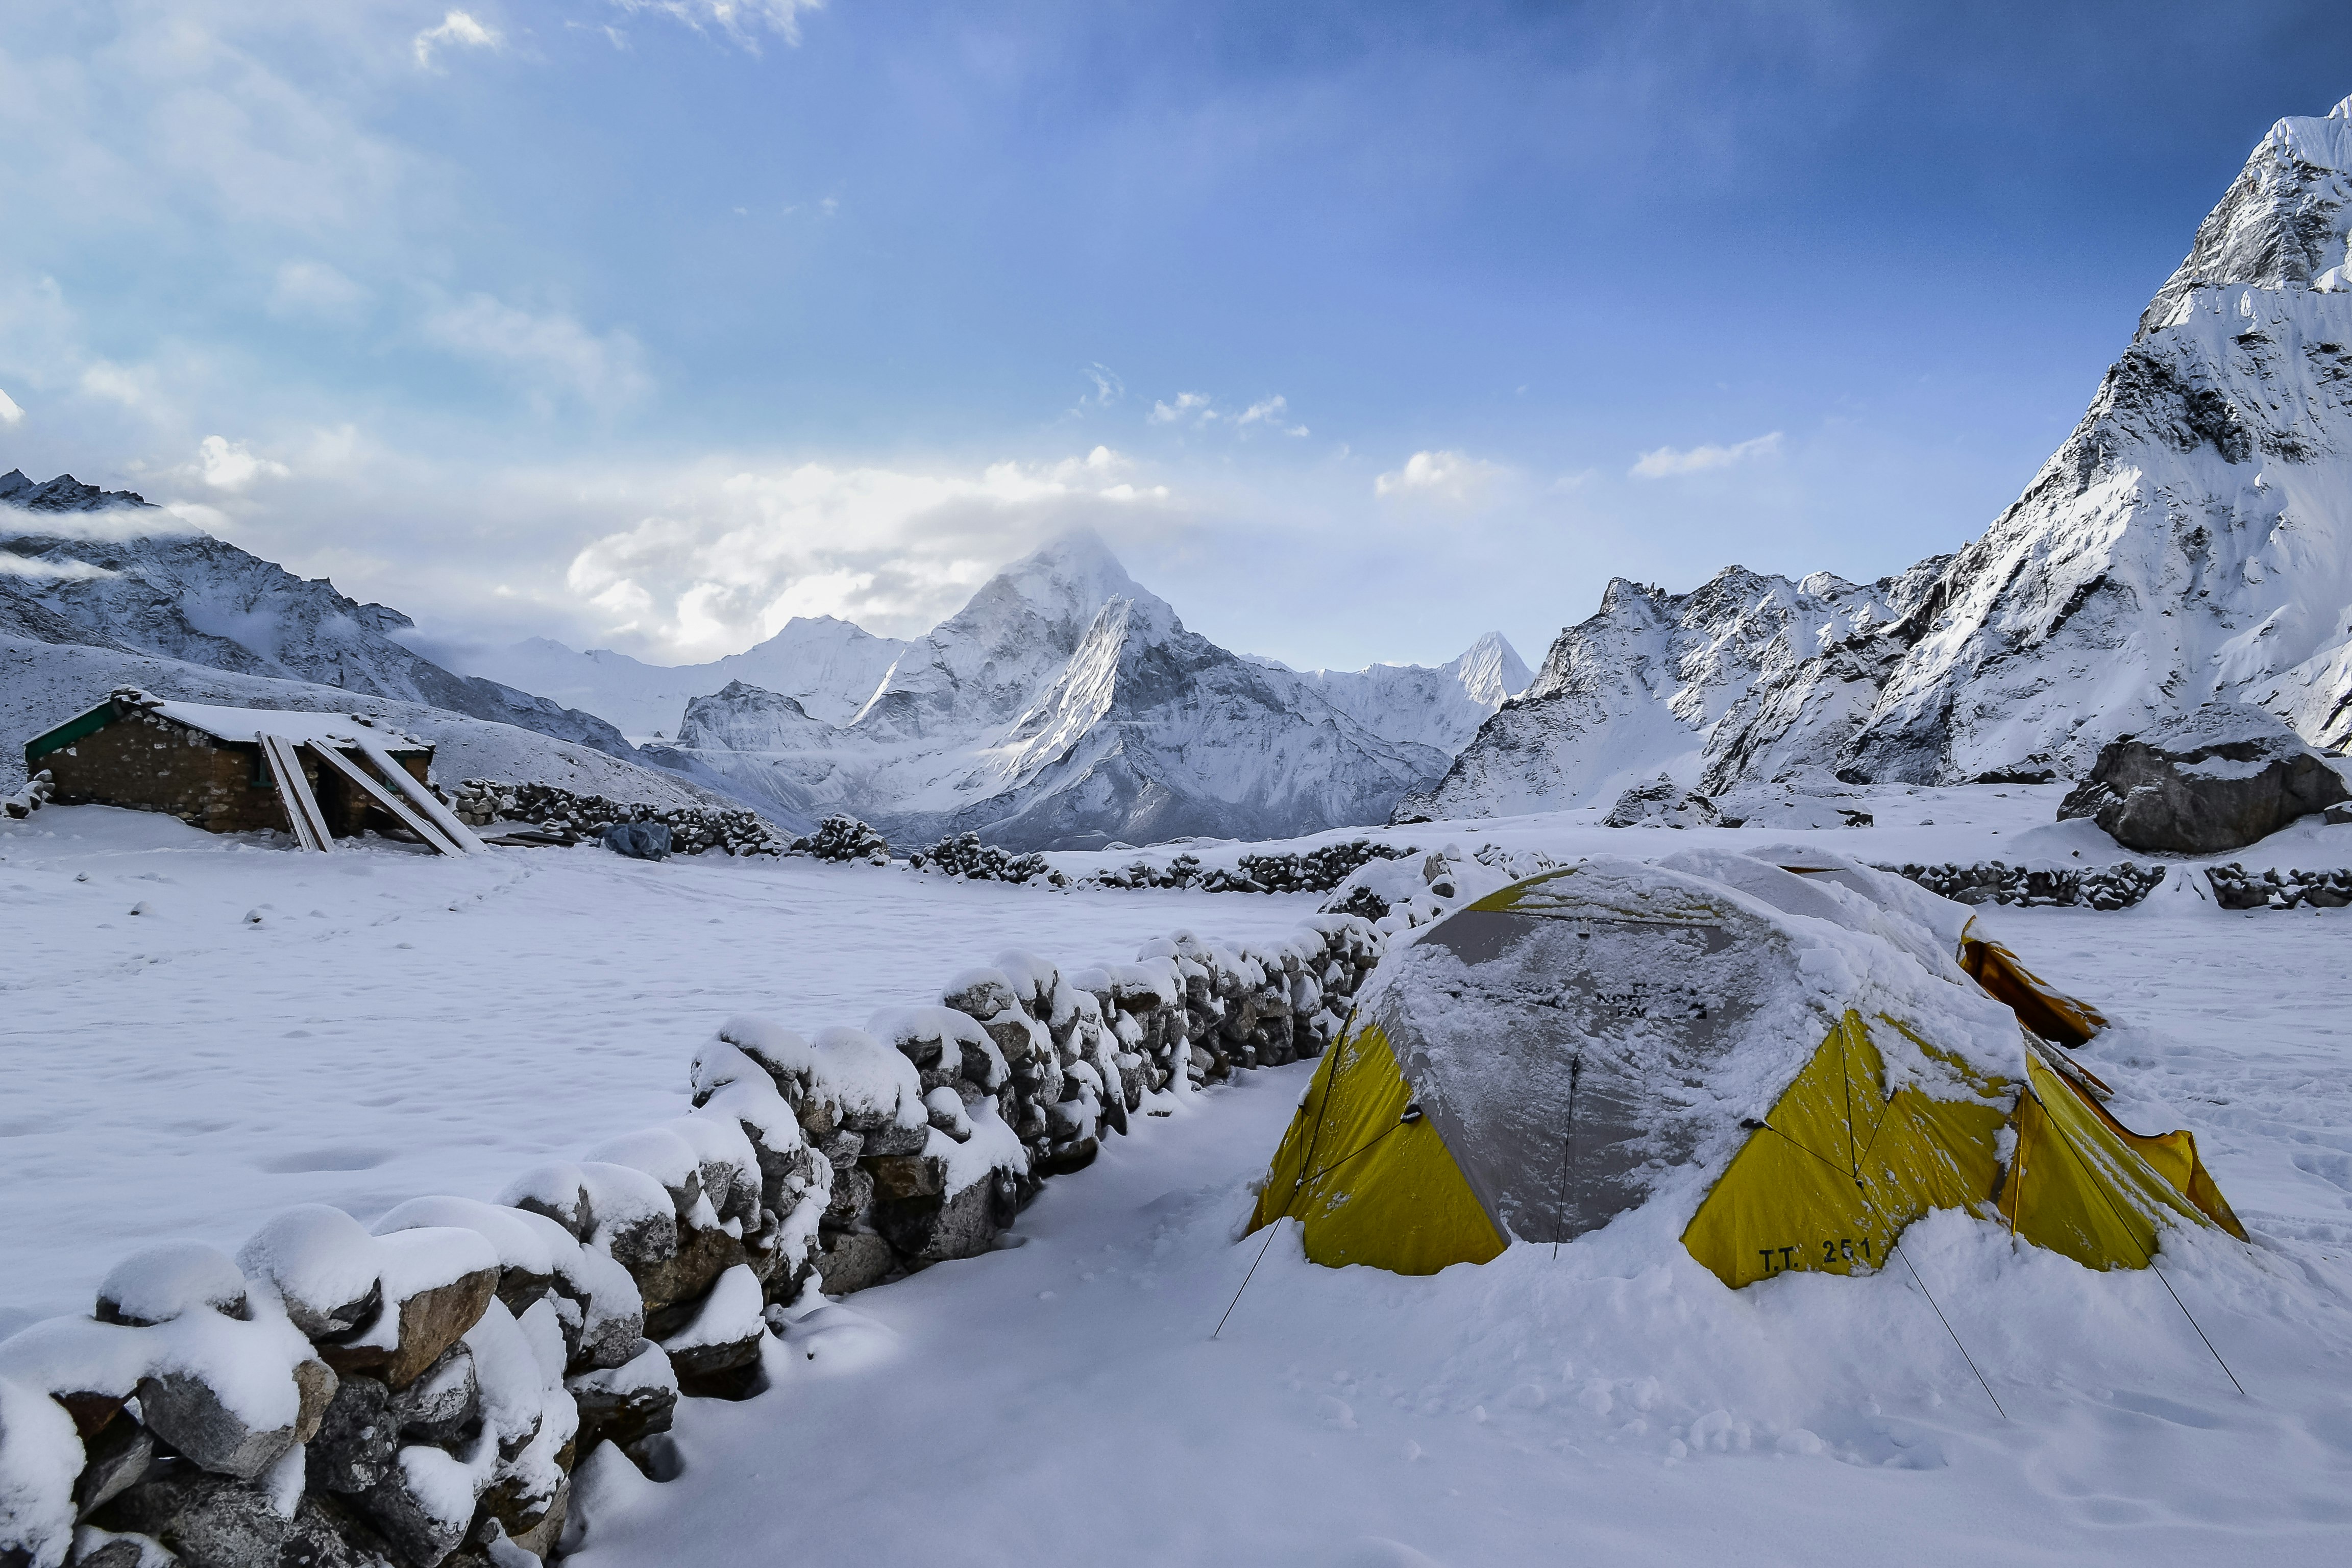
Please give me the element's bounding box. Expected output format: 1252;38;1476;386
3;769;52;820
2203;864;2352;910
791;816;890;865
449;781;789;858
0;913;1383;1568
1883;861;2167;910
908;833;1052;884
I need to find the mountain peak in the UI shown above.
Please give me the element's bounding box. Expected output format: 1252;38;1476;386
995;527;1144;614
0;470;158;515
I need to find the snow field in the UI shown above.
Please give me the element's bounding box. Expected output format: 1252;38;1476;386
0;806;1326;1332
4;791;2350;1564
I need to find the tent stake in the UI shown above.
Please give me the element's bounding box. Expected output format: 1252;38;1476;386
1552;1054;1582;1261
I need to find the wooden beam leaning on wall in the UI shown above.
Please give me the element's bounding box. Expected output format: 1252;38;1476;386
305;742;464;855
256;732;334;853
352;733;485;853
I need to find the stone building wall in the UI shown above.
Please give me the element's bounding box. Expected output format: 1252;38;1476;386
38;703;434;840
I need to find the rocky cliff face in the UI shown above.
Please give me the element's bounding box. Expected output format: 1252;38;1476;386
2;480;635;758
1831;96;2352;783
1414;93;2352;818
673;532;1450;849
1395;566;1904;818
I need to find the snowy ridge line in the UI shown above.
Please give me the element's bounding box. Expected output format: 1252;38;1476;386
0;909;1385;1568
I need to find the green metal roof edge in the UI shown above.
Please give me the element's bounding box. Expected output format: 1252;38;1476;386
23;699;123;769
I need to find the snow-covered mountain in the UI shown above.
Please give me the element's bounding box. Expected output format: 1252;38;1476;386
1257;631;1532;754
673;532;1451;849
455;616;910;739
1821;94;2352;783
1414;93;2352;818
1398;566;1920;818
1;475;636;758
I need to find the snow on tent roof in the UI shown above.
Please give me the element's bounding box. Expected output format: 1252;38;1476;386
1348;854;2025;1252
139;694;427;752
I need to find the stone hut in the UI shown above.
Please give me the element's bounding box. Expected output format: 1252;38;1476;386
22;688;464;852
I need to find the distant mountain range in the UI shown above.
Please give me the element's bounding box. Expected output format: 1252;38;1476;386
657;532;1525;849
1;474;1528;846
1412;92;2352;819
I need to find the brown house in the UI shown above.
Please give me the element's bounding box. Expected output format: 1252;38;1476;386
23;688;476;854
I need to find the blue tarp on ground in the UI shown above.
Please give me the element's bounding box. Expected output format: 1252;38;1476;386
599;821;672;861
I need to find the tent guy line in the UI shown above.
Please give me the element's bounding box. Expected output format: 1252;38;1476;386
2026;1082;2248;1399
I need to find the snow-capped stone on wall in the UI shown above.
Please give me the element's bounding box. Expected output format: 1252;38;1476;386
2;478;638;760
1262;630;1532;755
1393;566;1905;820
670;532;1450;849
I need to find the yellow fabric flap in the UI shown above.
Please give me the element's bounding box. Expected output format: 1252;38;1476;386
1250;1019;1505;1276
1682;1012;2009;1289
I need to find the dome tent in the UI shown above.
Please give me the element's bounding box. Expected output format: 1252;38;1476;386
1248;848;2243;1285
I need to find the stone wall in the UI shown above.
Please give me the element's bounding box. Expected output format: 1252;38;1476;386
0;913;1383;1568
1880;860;2167;910
2204;864;2352;909
447;780;793;859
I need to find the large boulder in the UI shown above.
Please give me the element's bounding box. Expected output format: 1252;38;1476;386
2057;703;2350;854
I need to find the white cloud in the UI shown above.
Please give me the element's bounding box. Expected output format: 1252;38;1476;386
613;0;823;52
1234;395;1309;437
1082;363;1123;406
413;10;502;70
563;447;1168;659
1147;390;1307;437
268;260;373;324
79;360;164;414
1629;430;1783;479
1375;449;1503;503
194;435;291;491
420;295;651;409
1148;391;1213;426
0;388;22;426
0;555;115;581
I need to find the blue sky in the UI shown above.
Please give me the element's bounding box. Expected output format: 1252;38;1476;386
4;1;2349;671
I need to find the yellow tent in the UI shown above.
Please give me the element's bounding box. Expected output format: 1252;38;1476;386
1251;850;2243;1286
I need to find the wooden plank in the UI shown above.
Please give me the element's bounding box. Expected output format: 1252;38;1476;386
351;735;484;853
258;732;334;853
306;743;461;856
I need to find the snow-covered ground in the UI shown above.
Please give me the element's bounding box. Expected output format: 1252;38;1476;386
0;805;1325;1331
6;791;2351;1563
